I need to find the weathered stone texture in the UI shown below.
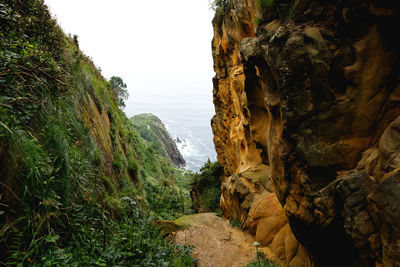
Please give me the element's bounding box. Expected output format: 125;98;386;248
212;0;400;266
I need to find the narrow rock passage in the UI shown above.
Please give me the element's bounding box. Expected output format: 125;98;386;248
174;213;257;267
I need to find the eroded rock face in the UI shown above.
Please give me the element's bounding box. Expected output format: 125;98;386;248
212;0;311;265
211;0;400;266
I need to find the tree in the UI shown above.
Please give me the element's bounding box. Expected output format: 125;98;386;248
109;76;129;107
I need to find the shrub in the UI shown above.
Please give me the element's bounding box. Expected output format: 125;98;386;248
143;179;186;220
230;219;241;228
246;249;280;267
127;157;139;181
210;0;233;15
202;187;222;211
2;198;196;266
191;159;223;212
112;152;125;172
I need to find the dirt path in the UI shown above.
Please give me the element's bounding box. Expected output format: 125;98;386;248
174;213;257;267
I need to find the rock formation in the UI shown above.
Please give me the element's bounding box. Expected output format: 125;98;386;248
211;0;400;266
131;113;186;168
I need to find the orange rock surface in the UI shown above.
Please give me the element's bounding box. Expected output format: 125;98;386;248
211;0;400;266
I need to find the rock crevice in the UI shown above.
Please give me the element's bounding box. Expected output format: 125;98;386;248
211;0;400;266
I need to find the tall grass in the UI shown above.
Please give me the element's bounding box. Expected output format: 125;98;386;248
0;1;196;265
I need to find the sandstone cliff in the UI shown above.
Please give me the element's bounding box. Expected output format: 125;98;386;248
211;0;400;266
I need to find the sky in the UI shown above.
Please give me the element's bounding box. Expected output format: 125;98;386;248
44;0;216;99
44;0;218;170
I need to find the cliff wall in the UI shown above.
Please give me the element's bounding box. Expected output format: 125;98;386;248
131;113;186;168
211;0;400;266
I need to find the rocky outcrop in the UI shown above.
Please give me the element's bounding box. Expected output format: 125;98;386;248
211;1;311;265
211;0;400;266
131;113;186;168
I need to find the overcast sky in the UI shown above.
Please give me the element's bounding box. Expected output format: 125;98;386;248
44;0;215;99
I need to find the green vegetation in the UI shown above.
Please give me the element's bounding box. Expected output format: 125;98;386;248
0;1;196;265
230;219;242;228
3;198;194;266
191;160;223;212
109;76;128;108
245;242;280;267
245;250;280;267
131;113;185;167
143;167;195;220
130;113;171;157
254;0;294;25
210;0;233;15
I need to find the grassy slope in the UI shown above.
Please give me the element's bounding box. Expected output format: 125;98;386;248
0;1;194;265
131;113;185;167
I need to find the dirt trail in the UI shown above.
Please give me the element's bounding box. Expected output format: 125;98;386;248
174;213;257;267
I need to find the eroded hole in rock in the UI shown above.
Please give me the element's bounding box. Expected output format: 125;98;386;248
306;166;338;191
289;215;358;267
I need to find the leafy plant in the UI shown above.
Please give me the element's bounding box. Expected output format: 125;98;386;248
246;249;280;267
191;159;222;212
127;156;139;181
210;0;233;15
112;152;125;173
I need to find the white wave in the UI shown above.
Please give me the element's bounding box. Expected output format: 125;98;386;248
175;138;195;158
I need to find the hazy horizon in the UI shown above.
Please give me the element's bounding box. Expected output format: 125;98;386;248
44;0;215;100
44;0;218;170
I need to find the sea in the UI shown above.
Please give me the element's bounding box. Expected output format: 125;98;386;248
125;89;217;172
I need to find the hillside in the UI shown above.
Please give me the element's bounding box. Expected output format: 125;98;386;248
0;1;195;265
131;113;186;168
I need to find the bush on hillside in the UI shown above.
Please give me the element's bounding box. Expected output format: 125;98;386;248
210;0;233;15
190;159;223;212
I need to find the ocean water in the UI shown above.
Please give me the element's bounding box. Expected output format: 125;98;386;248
125;89;217;172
